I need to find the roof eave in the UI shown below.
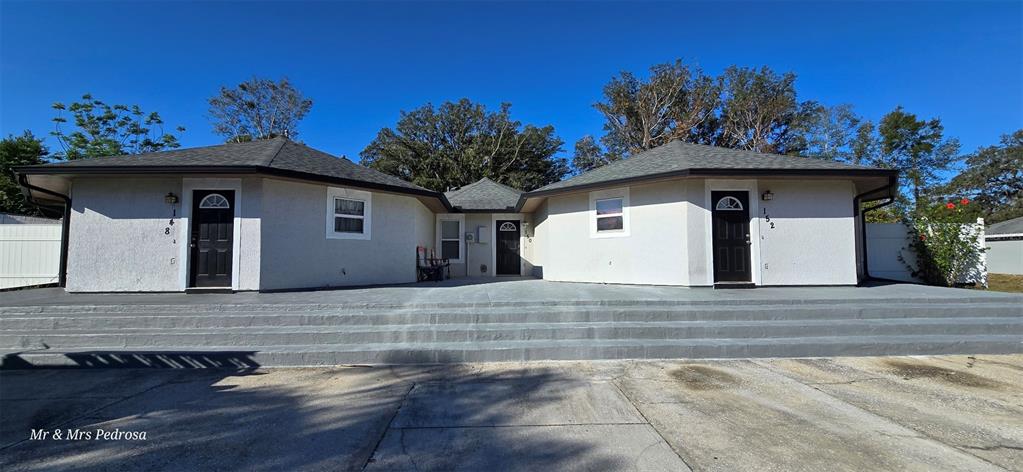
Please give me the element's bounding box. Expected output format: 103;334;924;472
524;168;899;199
15;164;453;207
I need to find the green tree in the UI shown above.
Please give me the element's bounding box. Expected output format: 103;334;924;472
0;131;49;215
208;77;312;142
787;102;861;161
716;66;801;153
877;106;960;212
571;135;620;173
361;99;567;191
593;59;720;157
51;94;183;160
591;60;811;157
850;121;880;166
944;129;1023;223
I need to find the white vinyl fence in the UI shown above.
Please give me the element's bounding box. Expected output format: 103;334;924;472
0;224;62;289
866;220;986;285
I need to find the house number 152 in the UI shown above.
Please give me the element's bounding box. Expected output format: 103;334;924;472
763;208;775;229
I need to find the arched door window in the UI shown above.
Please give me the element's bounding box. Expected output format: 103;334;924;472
715;196;743;211
499;222;517;231
198;193;230;209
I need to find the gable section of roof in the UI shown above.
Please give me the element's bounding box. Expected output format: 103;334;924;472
444;177;522;211
531;140;894;194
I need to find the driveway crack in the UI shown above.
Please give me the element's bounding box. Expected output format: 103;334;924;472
610;377;694;472
360;381;416;471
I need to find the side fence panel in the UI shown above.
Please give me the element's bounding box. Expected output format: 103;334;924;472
866;220;987;285
0;224;62;289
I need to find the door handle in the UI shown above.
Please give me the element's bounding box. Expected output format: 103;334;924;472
745;234;751;245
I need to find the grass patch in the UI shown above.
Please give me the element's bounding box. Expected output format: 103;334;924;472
987;273;1023;293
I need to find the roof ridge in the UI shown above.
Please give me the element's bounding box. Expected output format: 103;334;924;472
675;140;874;168
263;137;290;166
482;177;523;194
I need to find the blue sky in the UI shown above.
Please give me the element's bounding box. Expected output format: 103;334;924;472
2;1;1021;165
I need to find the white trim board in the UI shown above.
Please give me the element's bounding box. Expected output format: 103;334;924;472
179;178;243;291
703;179;762;286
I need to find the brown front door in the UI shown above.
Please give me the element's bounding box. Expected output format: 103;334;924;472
711;191;752;283
496;220;521;276
189;190;234;288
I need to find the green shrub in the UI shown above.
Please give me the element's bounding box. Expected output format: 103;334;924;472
901;198;987;287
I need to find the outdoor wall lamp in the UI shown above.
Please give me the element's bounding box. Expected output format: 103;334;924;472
761;190;774;201
164;192;179;204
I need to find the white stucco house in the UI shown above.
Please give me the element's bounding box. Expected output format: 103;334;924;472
985;216;1023;275
16;137;897;292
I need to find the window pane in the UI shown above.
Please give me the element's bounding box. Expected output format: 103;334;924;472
441;240;460;260
335;198;364;216
441;220;460;239
334;217;364;233
597;216;623;231
596;198;623;215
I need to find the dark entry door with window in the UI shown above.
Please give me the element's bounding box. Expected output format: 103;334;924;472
496;220;521;276
711;191;752;283
190;190;234;288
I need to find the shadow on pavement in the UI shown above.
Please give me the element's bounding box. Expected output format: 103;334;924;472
0;350;621;471
1;351;260;370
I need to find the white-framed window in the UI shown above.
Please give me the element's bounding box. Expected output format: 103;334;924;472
589;187;630;238
436;214;465;262
326;187;372;240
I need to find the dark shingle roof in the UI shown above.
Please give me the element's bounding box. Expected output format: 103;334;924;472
987;216;1023;235
18;137;433;195
531;140;892;194
444;178;522;211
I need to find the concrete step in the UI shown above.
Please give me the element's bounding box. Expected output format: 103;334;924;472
4;317;1023;349
3;303;1021;330
3;335;1021;367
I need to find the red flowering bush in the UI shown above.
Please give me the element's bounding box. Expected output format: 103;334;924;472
902;199;987;287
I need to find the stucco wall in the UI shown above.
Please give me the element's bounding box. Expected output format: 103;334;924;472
683;179;707;286
464;214;490;276
986;239;1023;275
258;178;432;290
238;178;263;290
66;176;263;292
754;179;858;285
542;180;689;285
68;177;183;292
537;177;858;286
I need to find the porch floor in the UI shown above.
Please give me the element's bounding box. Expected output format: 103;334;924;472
1;277;1019;308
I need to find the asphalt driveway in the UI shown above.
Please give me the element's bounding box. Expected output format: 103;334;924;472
2;355;1021;471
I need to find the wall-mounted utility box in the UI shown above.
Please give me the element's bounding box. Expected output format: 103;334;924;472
476;225;489;244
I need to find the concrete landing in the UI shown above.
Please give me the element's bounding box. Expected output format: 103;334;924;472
3;355;1021;471
2;278;1020;308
